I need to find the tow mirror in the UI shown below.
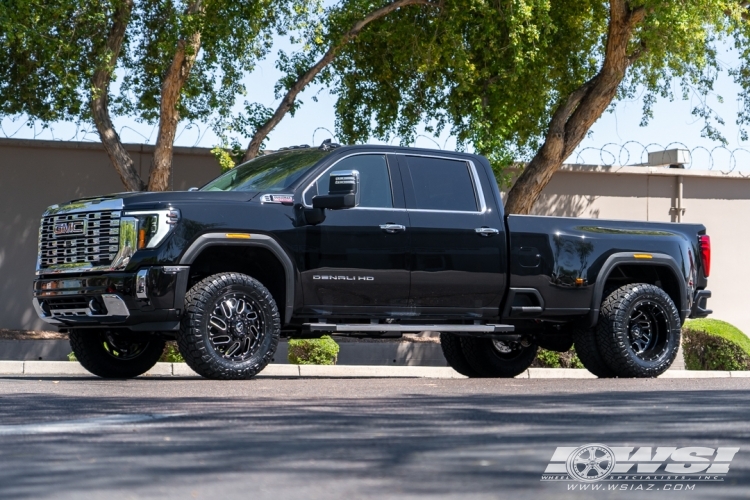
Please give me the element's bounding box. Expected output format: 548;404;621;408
312;170;359;209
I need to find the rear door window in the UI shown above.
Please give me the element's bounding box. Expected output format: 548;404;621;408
403;156;479;212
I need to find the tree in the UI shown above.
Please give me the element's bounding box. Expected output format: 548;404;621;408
239;0;440;162
324;0;743;213
0;0;312;191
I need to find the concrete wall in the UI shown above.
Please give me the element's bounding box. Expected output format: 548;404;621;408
0;138;220;331
1;138;748;335
531;164;750;335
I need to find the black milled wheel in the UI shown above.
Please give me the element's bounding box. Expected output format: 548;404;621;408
178;273;280;380
439;333;480;377
69;329;165;379
597;283;681;378
573;326;616;378
460;337;538;378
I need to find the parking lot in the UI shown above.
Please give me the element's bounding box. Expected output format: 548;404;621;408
0;376;748;499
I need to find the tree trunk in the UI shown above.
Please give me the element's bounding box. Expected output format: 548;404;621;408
503;1;647;215
147;1;204;192
90;0;144;192
242;0;438;162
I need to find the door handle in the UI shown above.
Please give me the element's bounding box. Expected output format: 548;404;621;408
380;223;406;233
475;227;499;236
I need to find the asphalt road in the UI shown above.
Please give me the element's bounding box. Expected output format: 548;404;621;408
0;376;749;500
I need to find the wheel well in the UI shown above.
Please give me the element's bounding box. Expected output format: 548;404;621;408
187;246;286;319
601;264;682;310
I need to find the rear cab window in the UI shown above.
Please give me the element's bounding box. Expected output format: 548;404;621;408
402;156;480;212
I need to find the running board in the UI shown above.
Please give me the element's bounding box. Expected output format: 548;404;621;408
303;323;515;333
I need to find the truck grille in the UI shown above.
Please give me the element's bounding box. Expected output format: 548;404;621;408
39;211;121;269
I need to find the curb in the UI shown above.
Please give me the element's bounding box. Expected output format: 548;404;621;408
2;361;750;379
0;339;449;366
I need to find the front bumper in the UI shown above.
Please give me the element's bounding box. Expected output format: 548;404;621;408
33;266;189;331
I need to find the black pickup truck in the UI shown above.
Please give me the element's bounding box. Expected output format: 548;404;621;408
33;143;713;379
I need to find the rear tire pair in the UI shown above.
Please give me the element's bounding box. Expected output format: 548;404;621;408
70;272;280;380
574;283;681;378
440;333;538;378
441;283;681;379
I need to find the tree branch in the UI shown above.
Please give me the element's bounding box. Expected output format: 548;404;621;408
241;0;440;162
90;0;144;192
503;0;647;214
148;0;204;191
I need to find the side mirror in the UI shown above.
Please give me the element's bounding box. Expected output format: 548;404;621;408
312;170;359;209
188;187;199;192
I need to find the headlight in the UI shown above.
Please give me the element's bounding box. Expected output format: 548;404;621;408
123;209;180;250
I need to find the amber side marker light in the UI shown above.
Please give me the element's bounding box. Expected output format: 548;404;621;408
138;228;147;249
633;254;653;259
226;233;251;239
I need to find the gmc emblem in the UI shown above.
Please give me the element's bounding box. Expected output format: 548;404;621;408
54;221;85;236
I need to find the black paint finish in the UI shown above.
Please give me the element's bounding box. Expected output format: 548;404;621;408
32;145;710;332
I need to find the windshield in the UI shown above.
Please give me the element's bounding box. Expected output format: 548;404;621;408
201;149;333;192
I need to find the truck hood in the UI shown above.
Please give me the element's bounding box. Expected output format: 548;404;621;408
45;191;257;215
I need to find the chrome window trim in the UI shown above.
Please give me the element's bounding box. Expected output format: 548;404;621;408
301;152;395;209
392;152;487;214
301;151;488;214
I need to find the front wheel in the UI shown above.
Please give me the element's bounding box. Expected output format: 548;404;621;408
460;337;538;378
597;283;681;378
69;329;165;378
178;273;280;380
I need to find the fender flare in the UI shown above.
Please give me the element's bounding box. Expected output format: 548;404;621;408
588;252;687;327
179;233;296;325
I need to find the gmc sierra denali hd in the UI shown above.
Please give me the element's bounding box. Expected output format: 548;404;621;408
33;143;713;379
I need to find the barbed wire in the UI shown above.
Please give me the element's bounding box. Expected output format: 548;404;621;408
572;141;750;174
0;116;210;149
4;114;750;175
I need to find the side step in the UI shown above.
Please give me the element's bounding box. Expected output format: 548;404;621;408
303;323;515;333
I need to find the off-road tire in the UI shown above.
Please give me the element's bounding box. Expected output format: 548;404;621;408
178;273;280;380
597;283;681;378
439;333;480;377
70;329;165;379
460;337;538;378
573;326;616;378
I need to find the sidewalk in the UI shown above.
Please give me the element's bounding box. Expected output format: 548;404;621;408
1;361;747;379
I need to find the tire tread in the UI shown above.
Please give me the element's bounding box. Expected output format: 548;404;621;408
439;333;480;377
177;273;280;380
70;330;165;379
597;283;681;378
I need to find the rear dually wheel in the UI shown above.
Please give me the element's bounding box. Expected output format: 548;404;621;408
597;283;681;378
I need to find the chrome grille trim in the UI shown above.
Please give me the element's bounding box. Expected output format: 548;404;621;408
35;198;137;275
39;211;122;268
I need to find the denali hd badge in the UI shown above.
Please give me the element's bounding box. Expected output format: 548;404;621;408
260;194;294;205
313;275;374;281
53;221;85;237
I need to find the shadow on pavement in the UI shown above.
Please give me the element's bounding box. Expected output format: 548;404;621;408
0;381;748;499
